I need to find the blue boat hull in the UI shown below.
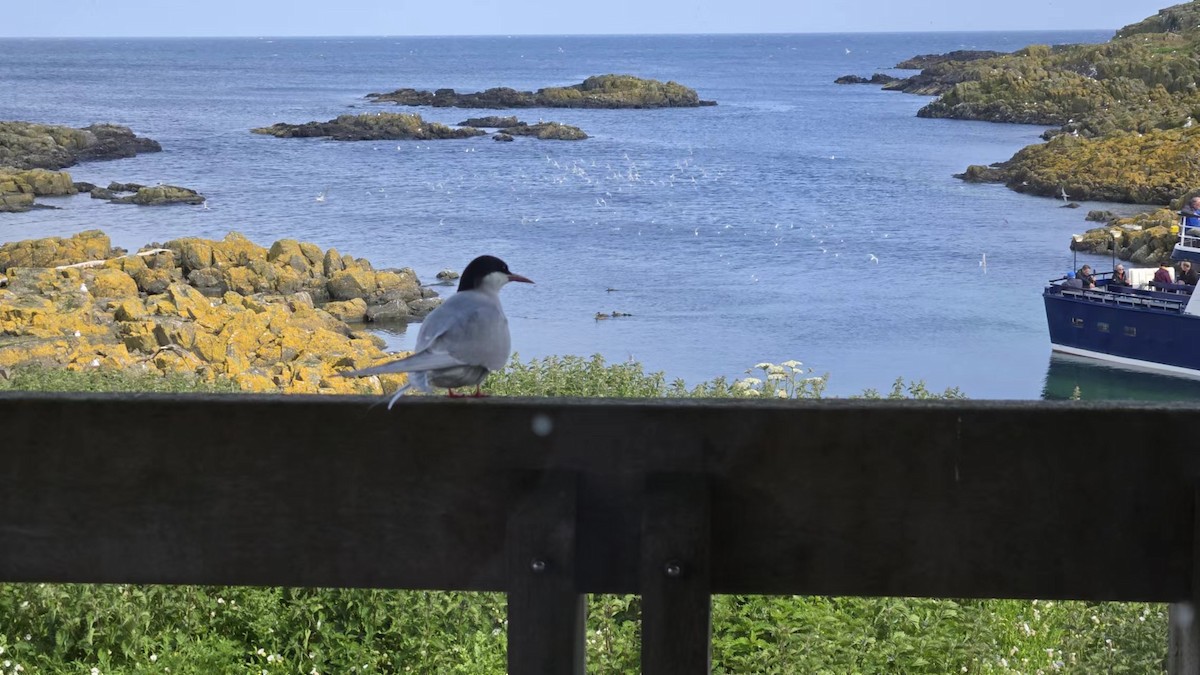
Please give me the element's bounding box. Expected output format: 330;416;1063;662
1044;288;1200;377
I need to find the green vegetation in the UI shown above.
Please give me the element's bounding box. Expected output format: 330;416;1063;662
0;358;1163;673
0;365;236;394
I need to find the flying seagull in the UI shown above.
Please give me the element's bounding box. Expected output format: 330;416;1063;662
342;255;533;406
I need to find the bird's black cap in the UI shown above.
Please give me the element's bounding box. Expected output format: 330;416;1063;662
458;255;514;292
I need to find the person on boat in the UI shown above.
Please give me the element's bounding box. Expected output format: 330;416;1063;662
1062;271;1084;289
1180;260;1200;286
1154;262;1173;285
1077;264;1096;289
1183;196;1200;233
1109;264;1131;287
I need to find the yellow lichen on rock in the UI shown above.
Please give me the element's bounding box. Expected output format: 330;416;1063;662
86;268;139;298
0;229;441;395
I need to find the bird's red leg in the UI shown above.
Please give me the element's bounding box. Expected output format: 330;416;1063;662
471;385;488;398
446;388;465;398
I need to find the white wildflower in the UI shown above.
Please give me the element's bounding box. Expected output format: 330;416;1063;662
740;377;762;387
766;365;786;375
91;668;100;675
257;648;267;657
753;362;772;370
781;359;802;369
741;389;761;397
766;372;786;381
217;597;226;605
150;654;157;663
775;389;788;398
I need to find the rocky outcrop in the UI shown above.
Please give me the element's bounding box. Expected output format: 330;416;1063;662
458;116;521;128
894;50;1008;69
112;184;206;206
459;117;588;140
834;74;900;85
0;231;446;395
1071;208;1180;265
0;168;78;212
368;74;716;109
0;230;113;269
252;112;485;141
500;122;588;141
0;121;161;171
954;126;1200;204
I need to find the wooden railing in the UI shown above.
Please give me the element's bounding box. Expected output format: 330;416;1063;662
2;394;1200;673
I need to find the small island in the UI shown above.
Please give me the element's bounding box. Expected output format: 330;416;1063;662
253;112;589;142
367;74;715;109
252;112;485;141
835;1;1200;206
0;121;164;212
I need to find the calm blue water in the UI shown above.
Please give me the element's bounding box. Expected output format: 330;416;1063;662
0;31;1160;398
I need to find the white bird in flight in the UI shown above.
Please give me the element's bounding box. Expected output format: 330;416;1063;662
868;253;879;263
342;255;533;407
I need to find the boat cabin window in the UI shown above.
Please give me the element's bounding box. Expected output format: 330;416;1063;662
1124;326;1137;337
1097;322;1109;332
1071;318;1084;328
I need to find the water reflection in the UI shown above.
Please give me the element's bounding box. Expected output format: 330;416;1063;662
1041;353;1200;401
365;320;412;353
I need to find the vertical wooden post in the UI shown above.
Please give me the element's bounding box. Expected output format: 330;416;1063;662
506;471;586;675
641;472;712;675
1169;484;1200;675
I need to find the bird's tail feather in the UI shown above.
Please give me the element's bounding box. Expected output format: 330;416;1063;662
341;351;464;378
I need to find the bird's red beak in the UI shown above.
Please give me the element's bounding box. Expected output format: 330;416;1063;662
508;274;534;284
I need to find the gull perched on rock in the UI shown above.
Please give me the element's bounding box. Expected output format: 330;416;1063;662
342;255;533;406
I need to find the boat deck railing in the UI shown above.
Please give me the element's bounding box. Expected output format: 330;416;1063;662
1050;281;1190;312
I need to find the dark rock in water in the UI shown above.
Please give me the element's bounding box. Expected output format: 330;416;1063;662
1086;210;1117;222
74;123;162;163
459;116;522;128
365;299;411;322
73;181;97;192
894;50;1008;69
1062;202;1081;208
408;298;441;319
108;182;144;192
835;74;899;85
501;122;588;140
368;74;715;109
493;133;514;142
0;121;161;170
954;164;1006;183
252;112;485;141
89;188;116;200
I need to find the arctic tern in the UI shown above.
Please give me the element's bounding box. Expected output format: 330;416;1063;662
342;255;533;406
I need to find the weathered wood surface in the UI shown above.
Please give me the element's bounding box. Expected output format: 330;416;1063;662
0;393;1197;604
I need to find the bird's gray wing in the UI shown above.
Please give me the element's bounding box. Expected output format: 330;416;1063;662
424;291;511;372
342;291;510;377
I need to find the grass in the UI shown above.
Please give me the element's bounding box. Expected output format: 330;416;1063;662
0;356;1166;673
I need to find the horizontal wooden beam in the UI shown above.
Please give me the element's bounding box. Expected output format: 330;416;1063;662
0;393;1195;602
